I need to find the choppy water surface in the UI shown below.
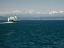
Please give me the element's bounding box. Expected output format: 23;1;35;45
0;20;64;48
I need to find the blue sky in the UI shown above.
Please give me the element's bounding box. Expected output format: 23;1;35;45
0;0;64;14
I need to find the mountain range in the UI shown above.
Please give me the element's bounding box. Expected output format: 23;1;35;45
0;13;64;20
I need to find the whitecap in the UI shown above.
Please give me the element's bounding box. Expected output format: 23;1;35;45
0;22;17;24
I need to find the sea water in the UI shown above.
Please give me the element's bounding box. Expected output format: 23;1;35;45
0;20;64;48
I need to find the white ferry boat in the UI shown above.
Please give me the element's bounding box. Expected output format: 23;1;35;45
8;16;17;22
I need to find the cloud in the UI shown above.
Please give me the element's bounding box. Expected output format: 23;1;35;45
35;12;43;14
12;10;21;13
59;10;64;13
0;11;11;14
0;10;21;15
0;12;3;14
0;10;64;15
25;9;43;14
49;11;58;14
49;10;64;15
25;9;35;14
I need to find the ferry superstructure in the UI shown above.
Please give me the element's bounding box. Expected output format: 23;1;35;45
8;16;17;22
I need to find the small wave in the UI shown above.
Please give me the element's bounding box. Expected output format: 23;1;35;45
0;22;17;24
5;32;14;36
56;39;64;48
5;30;15;36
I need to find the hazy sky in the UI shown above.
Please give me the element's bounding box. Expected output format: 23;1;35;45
0;0;64;14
